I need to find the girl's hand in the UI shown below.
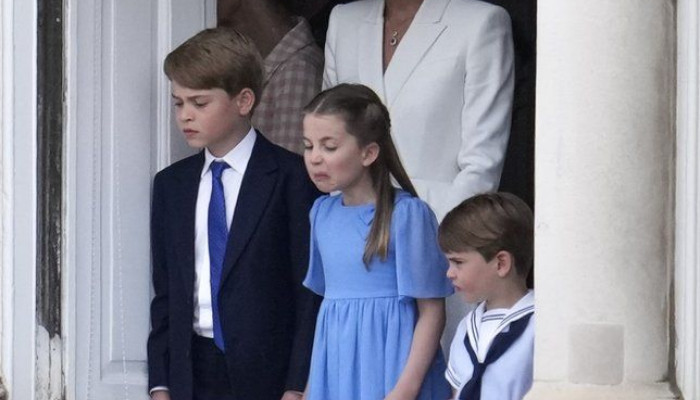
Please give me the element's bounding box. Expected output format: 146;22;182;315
385;385;418;400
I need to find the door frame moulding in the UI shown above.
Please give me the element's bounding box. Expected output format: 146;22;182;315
675;0;700;398
2;0;39;399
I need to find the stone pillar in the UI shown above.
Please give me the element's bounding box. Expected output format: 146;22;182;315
527;1;677;399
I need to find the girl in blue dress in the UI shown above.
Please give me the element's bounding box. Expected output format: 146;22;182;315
301;83;453;400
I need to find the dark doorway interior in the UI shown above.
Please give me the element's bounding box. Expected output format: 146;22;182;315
37;0;64;346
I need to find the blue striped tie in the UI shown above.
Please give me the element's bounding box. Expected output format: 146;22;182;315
209;161;230;351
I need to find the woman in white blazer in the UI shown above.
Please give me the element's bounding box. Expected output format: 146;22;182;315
323;0;514;221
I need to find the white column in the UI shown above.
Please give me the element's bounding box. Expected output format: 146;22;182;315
528;1;677;399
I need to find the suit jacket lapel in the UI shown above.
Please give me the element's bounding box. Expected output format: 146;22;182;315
220;133;278;285
174;152;205;301
384;0;449;106
358;0;387;102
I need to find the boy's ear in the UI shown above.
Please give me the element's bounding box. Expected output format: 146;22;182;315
361;142;380;167
234;88;256;116
494;250;514;278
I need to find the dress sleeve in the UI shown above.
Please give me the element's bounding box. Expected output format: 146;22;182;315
303;196;326;296
393;197;454;299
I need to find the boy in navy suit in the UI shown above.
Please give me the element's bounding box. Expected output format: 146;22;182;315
148;27;320;400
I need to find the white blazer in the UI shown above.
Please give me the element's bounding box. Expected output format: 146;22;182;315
324;0;514;219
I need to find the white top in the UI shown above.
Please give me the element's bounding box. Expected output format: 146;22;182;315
323;0;514;220
192;128;256;336
446;290;535;400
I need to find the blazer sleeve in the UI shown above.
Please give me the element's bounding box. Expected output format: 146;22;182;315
322;5;341;89
147;172;170;390
284;161;323;391
440;7;515;219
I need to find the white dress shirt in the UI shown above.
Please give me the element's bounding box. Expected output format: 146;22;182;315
193;128;256;337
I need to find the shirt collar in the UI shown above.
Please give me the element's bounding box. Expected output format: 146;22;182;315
467;290;535;357
201;127;257;178
479;290;535;329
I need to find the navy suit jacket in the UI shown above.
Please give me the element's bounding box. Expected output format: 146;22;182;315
147;133;321;399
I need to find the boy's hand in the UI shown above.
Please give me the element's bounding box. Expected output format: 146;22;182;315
281;390;304;400
150;390;171;400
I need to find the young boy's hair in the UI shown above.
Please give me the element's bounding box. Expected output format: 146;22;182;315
163;27;263;108
439;192;534;278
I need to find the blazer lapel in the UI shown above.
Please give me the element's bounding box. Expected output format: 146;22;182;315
358;0;387;102
174;152;205;301
384;0;449;106
220;134;278;285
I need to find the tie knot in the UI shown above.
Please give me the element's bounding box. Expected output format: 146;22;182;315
210;161;230;180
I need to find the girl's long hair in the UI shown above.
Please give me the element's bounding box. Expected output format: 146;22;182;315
303;83;417;265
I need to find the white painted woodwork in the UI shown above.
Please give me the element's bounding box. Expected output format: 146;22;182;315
2;0;39;399
675;0;700;398
66;0;210;398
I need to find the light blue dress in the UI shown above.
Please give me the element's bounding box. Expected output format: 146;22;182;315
303;191;454;399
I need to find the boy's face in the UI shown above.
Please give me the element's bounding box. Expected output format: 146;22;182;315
171;81;252;157
445;249;499;304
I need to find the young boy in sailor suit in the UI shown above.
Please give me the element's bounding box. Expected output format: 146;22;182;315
438;192;534;400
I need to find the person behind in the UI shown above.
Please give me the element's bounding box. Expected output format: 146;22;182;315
147;27;320;400
323;0;514;221
301;83;453;399
438;192;534;399
217;0;323;154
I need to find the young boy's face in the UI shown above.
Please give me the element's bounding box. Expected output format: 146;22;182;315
171;81;251;157
445;249;499;304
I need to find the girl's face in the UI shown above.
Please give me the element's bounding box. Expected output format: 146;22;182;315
302;113;378;204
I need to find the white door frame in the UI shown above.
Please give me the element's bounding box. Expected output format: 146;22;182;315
2;0;39;399
63;1;214;399
675;0;700;398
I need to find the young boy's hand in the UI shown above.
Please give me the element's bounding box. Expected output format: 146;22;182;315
281;390;304;400
150;390;171;400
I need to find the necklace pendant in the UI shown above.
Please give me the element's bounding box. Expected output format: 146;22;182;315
389;30;399;47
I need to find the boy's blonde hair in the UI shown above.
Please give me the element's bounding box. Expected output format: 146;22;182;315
164;27;263;109
439;192;534;278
